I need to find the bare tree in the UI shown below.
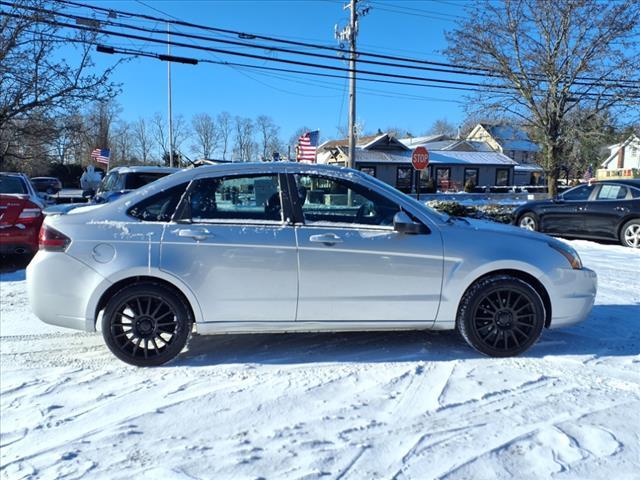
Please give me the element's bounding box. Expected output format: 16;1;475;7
445;0;640;195
255;115;281;161
133;118;153;164
233;116;255;162
217;111;232;160
427;118;457;137
0;1;119;167
152;112;189;165
112;121;135;166
191;113;218;159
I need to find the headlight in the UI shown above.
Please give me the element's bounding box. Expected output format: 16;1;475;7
548;241;582;270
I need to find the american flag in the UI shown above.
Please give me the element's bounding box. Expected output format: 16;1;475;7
91;148;111;165
296;131;319;162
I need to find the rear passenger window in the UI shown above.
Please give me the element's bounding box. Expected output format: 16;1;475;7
187;175;283;223
128;183;188;222
596;185;627;200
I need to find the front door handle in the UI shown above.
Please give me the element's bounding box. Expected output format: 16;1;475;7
177;228;210;241
309;233;343;245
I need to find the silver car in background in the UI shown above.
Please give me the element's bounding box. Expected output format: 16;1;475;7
27;163;597;366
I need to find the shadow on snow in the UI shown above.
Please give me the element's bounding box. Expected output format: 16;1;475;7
174;304;640;367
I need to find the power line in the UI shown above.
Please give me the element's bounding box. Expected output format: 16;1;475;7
51;0;640;86
3;4;637;98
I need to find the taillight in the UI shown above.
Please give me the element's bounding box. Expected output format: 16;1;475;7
39;225;70;251
18;200;42;223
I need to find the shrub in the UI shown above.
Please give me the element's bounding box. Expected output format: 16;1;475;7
464;179;476;193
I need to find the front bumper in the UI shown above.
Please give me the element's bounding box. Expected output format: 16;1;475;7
27;251;107;332
546;267;597;328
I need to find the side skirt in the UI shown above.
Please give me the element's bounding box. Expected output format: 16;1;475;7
194;320;452;335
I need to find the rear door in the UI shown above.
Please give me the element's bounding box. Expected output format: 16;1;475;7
584;184;631;239
290;173;443;322
160;173;298;322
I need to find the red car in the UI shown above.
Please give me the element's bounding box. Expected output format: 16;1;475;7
0;173;45;255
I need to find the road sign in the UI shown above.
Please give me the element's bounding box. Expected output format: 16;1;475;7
412;146;429;170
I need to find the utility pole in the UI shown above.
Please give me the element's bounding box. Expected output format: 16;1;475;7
347;0;357;170
167;23;174;168
336;0;366;170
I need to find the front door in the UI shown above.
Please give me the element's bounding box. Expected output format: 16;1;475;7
291;174;443;322
160;173;298;322
540;184;596;235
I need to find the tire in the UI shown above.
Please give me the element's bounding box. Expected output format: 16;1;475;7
518;212;538;231
620;219;640;248
101;282;192;366
457;275;545;357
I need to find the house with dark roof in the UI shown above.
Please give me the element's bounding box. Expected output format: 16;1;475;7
466;123;544;185
317;132;517;192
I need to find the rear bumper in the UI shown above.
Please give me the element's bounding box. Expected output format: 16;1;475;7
0;223;39;254
546;267;597;328
26;251;108;332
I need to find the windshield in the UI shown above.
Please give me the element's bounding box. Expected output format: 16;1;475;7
0;175;28;194
124;172;171;190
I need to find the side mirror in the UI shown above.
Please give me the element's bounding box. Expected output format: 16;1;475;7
393;211;429;235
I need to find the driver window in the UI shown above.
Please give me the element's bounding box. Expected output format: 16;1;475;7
188;175;283;223
562;184;595;201
295;174;400;227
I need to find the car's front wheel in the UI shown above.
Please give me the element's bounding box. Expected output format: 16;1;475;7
457;275;545;357
102;282;192;366
620;219;640;248
518;212;538;231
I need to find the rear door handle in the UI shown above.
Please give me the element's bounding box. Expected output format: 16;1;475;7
177;228;210;241
309;233;343;245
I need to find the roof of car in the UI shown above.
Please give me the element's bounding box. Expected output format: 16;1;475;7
108;166;181;174
596;179;640;188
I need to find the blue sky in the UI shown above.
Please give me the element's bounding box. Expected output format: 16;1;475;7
74;0;470;142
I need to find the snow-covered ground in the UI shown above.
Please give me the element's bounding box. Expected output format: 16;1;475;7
1;240;639;480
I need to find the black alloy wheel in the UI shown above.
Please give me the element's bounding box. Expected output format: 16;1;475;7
102;283;192;366
457;275;545;357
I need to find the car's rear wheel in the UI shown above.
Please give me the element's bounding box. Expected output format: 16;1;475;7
620;219;640;248
457;275;545;357
518;212;538;231
102;283;192;366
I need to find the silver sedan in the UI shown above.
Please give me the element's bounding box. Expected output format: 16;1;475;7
27;163;597;366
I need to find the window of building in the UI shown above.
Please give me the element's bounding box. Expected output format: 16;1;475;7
435;167;451;190
186;175;283;222
294;175;401;227
464;168;479;186
495;168;510;186
396;167;413;193
359;166;376;177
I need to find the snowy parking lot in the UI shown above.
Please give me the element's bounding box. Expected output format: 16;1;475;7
1;240;639;479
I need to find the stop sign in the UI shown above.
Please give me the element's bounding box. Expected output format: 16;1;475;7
412;146;429;170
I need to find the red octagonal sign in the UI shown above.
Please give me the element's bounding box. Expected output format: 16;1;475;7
412;146;429;170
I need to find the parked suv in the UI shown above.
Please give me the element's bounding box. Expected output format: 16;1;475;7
93;166;179;203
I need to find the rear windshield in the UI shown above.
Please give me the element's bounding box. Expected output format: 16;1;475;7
124;172;171;190
0;175;27;194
